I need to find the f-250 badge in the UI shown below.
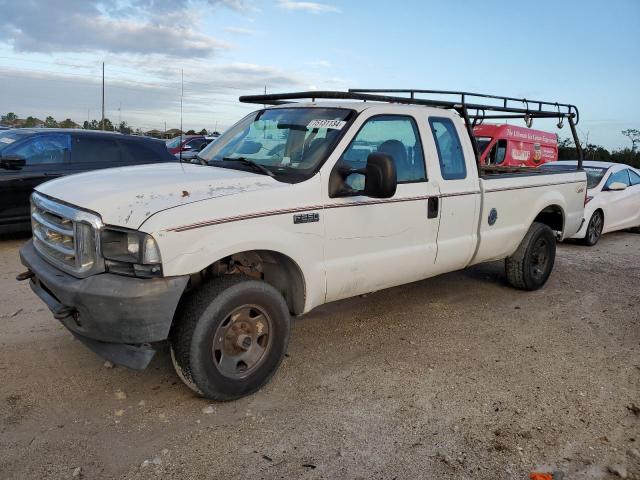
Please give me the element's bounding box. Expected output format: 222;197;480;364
294;212;320;224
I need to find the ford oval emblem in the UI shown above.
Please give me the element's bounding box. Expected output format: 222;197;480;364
488;208;498;226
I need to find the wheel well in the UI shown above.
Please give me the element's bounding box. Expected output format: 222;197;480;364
592;208;604;220
534;205;564;234
186;250;306;315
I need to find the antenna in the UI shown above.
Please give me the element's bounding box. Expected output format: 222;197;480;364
179;69;184;162
101;62;105;131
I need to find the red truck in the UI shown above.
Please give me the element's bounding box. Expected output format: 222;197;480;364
473;124;558;167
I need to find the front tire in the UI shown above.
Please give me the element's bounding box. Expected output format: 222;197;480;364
505;222;556;291
581;211;603;246
171;276;291;401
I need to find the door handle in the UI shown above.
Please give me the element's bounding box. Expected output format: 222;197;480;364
427;197;439;219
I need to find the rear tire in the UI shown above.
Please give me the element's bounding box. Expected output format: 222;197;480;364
505;222;556;291
580;210;603;246
170;275;291;401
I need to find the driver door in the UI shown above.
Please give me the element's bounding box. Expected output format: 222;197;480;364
323;113;440;302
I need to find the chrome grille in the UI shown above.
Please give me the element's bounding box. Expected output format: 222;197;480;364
31;192;104;278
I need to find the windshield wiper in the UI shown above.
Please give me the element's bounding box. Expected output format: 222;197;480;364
222;156;275;178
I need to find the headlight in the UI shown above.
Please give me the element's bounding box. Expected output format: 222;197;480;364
101;228;162;278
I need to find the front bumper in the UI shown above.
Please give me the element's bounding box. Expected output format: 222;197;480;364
19;240;189;369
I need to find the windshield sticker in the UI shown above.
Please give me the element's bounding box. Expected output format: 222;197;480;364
0;137;15;144
307;119;346;130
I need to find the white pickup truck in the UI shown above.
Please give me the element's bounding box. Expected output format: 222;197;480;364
19;90;587;400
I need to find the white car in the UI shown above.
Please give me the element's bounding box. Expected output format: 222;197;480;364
542;161;640;245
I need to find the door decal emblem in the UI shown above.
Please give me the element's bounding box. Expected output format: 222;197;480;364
488;208;498;226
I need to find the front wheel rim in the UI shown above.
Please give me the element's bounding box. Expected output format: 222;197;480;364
588;213;602;243
212;304;273;379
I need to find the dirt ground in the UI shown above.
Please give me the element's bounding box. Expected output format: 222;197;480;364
0;232;638;480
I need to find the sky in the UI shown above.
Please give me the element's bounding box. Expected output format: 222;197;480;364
0;0;638;148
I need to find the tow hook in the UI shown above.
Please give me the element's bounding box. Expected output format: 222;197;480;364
16;270;35;281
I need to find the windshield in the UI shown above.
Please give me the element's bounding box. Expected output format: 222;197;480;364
475;136;492;155
166;137;181;148
198;107;355;181
540;163;607;189
0;131;29;154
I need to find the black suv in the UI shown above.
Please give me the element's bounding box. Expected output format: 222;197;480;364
0;129;176;233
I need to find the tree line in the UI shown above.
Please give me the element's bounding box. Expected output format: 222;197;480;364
559;128;640;168
2;111;640;165
1;112;212;138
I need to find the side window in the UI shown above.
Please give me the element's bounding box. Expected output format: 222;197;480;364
429;117;467;180
339;115;426;184
488;139;507;165
72;136;121;163
604;169;630;188
186;138;206;150
9;134;70;165
119;140;162;164
628;169;640;186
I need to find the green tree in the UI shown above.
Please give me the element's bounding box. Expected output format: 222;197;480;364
198;128;208;135
622;129;640;152
24;116;38;127
101;118;114;131
1;112;18;125
185;129;196;135
118;121;132;134
58;118;76;128
44;116;58;128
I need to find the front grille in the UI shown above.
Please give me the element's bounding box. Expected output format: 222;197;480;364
31;192;104;278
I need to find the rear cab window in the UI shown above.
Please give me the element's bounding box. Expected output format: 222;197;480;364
119;139;166;164
72;136;121;163
429;117;467;180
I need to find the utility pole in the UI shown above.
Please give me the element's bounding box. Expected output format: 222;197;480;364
101;62;105;131
164;121;167;137
118;102;121;126
179;69;184;161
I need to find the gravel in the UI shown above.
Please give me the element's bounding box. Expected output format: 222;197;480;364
0;231;638;479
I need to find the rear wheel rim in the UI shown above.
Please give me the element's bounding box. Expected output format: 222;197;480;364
212;305;273;379
530;237;550;281
587;213;602;244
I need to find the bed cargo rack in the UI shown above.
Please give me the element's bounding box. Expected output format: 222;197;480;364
239;89;583;169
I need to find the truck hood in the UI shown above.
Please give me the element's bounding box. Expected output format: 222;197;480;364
36;163;280;229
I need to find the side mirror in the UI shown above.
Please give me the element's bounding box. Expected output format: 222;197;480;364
363;153;397;198
328;152;397;198
607;181;627;191
0;154;26;170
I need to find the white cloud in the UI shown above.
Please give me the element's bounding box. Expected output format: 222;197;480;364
224;26;256;35
0;0;234;57
277;0;341;14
